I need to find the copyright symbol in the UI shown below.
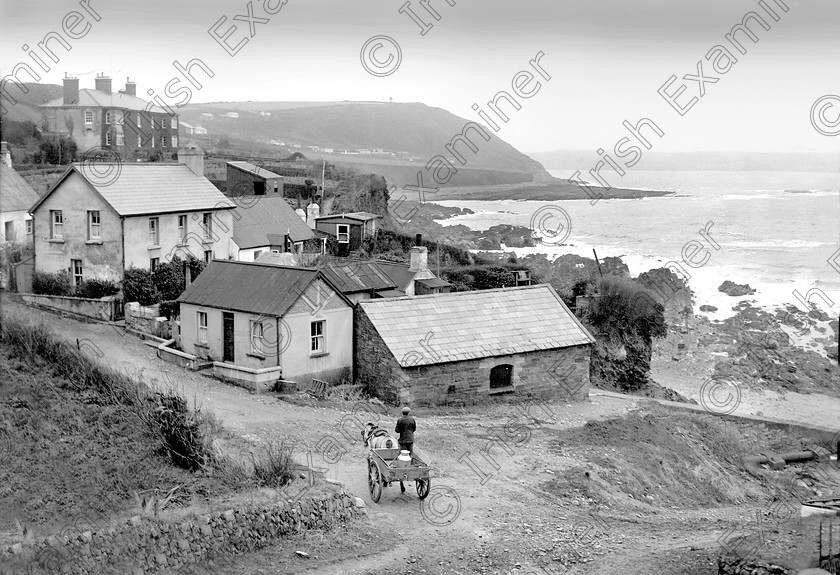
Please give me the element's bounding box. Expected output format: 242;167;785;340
810;95;840;136
420;486;461;526
79;146;123;187
699;378;741;415
361;35;402;77
530;205;572;246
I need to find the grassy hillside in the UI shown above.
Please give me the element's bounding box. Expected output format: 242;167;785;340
1;82;62;123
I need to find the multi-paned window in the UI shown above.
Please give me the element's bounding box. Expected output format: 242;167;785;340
105;132;111;146
88;211;101;240
150;258;159;273
310;320;325;353
161;136;168;148
105;111;112;125
201;212;213;239
84;110;93;124
116;132;124;146
50;210;63;239
25;220;33;235
71;259;83;287
197;311;208;343
204;250;212;264
171;117;178;128
336;224;350;244
148;217;159;245
177;215;187;243
171;135;178;147
250;321;265;355
137;135;143;147
137;114;142;128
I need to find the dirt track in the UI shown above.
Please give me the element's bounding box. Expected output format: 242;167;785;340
2;296;835;574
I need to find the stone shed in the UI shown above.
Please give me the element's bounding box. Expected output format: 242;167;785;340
355;284;595;405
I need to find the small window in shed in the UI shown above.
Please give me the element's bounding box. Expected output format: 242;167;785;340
489;364;513;390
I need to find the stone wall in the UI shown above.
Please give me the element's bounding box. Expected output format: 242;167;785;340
126;302;172;339
354;307;591;406
21;293;120;321
1;491;362;575
717;557;793;574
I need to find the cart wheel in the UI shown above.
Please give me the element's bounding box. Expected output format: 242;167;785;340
416;478;430;500
368;462;382;503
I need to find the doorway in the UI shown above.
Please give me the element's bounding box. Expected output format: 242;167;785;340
223;312;235;363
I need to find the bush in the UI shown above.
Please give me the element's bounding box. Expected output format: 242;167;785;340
153;258;185;301
76;278;119;299
251;441;296;488
587;276;666;341
159;300;180;319
147;393;212;471
123;268;158;306
32;270;72;296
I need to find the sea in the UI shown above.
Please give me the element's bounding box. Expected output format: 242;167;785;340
434;169;840;321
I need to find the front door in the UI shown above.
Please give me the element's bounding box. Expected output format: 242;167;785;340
222;312;235;363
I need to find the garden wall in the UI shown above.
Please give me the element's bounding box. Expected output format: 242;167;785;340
20;294;121;321
125;302;172;339
1;490;363;575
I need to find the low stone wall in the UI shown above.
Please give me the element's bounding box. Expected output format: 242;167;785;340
717;557;793;574
20;293;120;321
212;362;282;392
1;490;362;575
126;302;172;339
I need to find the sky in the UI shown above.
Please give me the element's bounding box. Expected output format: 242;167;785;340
1;0;839;154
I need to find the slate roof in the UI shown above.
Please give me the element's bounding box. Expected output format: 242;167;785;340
315;212;382;222
32;164;235;216
43;89;168;113
178;260;345;316
416;277;451;289
227;161;283;180
232;196;314;248
322;261;397;294
358;285;595;367
1;163;40;213
374;260;419;292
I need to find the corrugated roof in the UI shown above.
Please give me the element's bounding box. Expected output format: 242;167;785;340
227;161;283;180
315;212;382;222
43;89;168;114
1;163;40;213
358;285;595;367
178;260;321;316
322;261;397;294
232;196;314;248
33;164;235;216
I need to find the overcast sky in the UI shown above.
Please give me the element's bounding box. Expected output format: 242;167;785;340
2;0;839;154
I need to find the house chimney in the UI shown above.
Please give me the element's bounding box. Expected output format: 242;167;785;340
123;77;136;96
306;203;320;229
95;74;112;94
178;147;205;177
409;245;428;272
63;74;79;105
415;233;422;246
1;142;11;168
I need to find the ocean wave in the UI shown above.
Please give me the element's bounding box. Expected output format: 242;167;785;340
718;239;833;249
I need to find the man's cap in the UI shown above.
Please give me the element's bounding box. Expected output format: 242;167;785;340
402;407;410;414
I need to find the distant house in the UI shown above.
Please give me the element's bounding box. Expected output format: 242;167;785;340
200;113;214;120
314;212;382;254
1;142;39;289
178;260;353;387
231;196;316;261
43;75;178;160
226;161;284;197
374;245;450;296
194;126;208;135
259;111;271;117
224;112;239;119
355;285;595;405
321;260;400;303
29;149;235;284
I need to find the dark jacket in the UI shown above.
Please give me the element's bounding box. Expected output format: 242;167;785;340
395;415;416;444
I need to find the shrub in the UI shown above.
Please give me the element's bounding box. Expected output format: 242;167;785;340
146;393;212;471
186;255;206;282
158;300;180;319
76;278;119;299
153;258;185;301
32;270;72;296
251;440;296;488
123;268;158;306
587;276;666;341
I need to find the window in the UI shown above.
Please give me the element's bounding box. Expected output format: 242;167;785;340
84;110;93;124
177;215;187;243
116;132;124;146
88;211;101;240
171;117;178;128
117;112;124;125
250;321;265;354
489;364;514;390
151;136;155;148
337;224;350;244
25;220;33;235
204;250;212;264
50;210;63;239
197;311;208;344
105;111;112;125
201;212;213;239
105;132;111;146
161;136;168;148
4;221;15;242
171;135;178;147
148;217;159;245
137;135;142;147
71;259;83;287
310;320;325;353
150;258;159;273
137;114;142;128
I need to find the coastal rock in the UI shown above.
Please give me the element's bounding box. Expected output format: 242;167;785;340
699;305;718;312
718;281;756;297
